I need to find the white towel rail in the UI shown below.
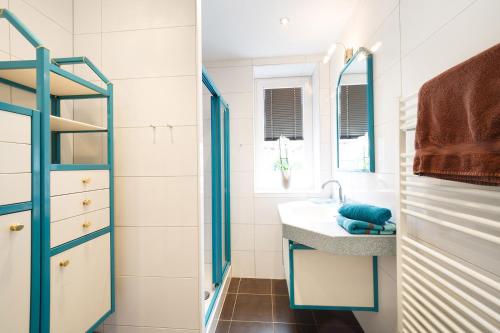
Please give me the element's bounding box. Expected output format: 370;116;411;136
397;92;500;332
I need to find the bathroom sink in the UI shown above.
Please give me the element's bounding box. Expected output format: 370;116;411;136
278;200;396;256
279;200;340;224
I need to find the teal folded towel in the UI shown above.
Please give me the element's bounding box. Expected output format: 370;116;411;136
338;203;392;225
337;215;396;235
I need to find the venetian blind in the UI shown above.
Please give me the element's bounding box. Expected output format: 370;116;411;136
264;87;303;141
339;84;368;139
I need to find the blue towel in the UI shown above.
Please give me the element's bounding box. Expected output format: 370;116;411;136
338;203;392;225
337;215;396;235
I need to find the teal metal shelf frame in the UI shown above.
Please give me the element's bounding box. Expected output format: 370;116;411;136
0;101;41;333
203;66;231;326
0;9;115;333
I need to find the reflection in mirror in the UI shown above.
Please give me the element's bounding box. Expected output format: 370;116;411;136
336;47;374;172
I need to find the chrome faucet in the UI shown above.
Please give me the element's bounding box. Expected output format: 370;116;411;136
321;179;345;204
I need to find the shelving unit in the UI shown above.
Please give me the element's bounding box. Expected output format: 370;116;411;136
0;9;114;333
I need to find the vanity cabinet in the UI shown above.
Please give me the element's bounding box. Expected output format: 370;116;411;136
283;239;378;311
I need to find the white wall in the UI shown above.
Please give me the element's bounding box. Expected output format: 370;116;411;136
330;0;500;332
73;1;203;332
204;55;332;279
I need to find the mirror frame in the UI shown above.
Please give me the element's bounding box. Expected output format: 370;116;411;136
336;47;375;172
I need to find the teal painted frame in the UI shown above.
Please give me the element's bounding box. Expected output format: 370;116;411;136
336;47;375;173
0;9;114;332
0;101;41;333
288;241;379;312
203;67;232;326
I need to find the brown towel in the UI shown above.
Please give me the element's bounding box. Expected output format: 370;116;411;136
413;43;500;186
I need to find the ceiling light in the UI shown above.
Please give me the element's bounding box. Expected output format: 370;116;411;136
322;55;330;64
280;17;290;26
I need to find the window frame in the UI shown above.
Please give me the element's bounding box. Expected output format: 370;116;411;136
254;76;318;193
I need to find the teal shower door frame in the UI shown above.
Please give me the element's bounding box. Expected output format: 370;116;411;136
203;67;231;325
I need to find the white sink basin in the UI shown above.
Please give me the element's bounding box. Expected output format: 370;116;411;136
278;200;340;224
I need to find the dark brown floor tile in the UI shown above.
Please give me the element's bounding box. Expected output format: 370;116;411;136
220;294;237;320
238;278;272;294
273;295;315;324
313;310;361;328
316;325;364;333
228;278;241;293
274;323;318;333
216;320;231;333
233;294;273;322
272;279;289;295
229;321;274;333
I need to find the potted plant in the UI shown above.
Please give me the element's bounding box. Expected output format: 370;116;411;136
274;135;291;189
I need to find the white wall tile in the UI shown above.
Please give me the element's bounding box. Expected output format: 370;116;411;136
114;76;197;127
23;0;73;33
255;251;284;279
374;121;397;174
224;93;253;119
230;196;254;224
9;0;72;59
400;0;476;56
230;118;254;145
109;276;199;329
204;66;253;94
115;226;199;278
0;0;10;54
231;251;255;278
230;144;254;172
115;176;198;227
368;8;400;79
231;224;254;251
102;0;195;32
102;27;195;79
254;225;282;252
74;0;101;34
230;171;253;196
253;197;300;225
114;126;198;177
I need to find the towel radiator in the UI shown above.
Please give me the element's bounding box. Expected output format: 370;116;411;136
397;93;500;333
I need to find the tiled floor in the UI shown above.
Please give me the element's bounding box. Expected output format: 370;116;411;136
216;278;364;333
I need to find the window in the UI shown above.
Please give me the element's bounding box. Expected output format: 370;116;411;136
339;84;368;139
255;76;319;193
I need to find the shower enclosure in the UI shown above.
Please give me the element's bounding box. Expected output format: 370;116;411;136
203;68;231;324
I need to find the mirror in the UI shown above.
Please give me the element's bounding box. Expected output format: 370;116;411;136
336;47;375;172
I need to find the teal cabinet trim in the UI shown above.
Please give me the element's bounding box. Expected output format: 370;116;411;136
204;261;230;326
107;83;116;313
211;95;223;285
0;201;32;216
224;105;231;263
0;59;37;69
50;227;111;256
86;309;113;333
0;77;37;94
52;56;110;84
50;163;110;171
50;63;108;96
50;97;61;164
288;240;379;312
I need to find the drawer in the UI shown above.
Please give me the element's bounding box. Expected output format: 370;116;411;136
0;111;31;144
0;173;31;205
51;189;109;222
51;208;110;248
0;211;31;333
50;233;111;333
51;170;109;196
0;142;31;173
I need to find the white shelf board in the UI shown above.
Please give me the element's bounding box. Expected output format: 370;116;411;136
0;68;101;96
50;116;106;132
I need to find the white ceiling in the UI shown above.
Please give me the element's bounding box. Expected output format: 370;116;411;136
202;0;359;62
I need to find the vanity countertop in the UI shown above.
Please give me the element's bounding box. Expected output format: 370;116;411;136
278;201;396;256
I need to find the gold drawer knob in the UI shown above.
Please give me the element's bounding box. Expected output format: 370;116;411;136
82;178;91;185
59;260;70;268
9;224;24;232
82;221;92;228
82;199;92;206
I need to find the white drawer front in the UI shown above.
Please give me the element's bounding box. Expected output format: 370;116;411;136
0;142;31;173
51;189;109;222
0;111;31;144
0;211;31;333
50;233;111;333
51;208;110;248
0;173;31;205
51;170;109;196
